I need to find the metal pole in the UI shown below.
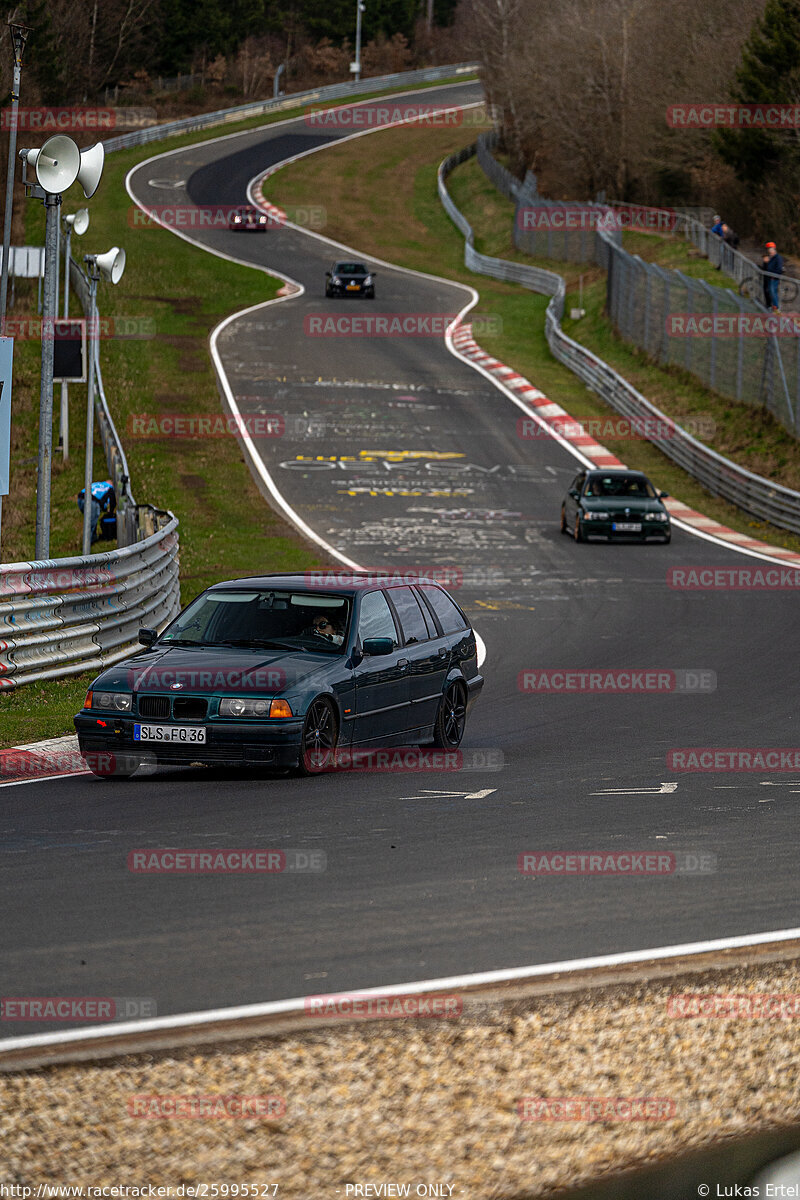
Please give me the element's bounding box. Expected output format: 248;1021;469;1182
81;274;98;555
54;204;60;323
0;26;28;323
273;63;284;98
355;0;363;82
59;224;71;460
34;192;60;561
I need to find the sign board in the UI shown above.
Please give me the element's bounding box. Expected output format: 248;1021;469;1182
53;318;86;382
0;337;13;496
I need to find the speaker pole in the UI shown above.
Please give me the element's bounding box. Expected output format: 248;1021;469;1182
59;220;72;461
81;270;98;556
34;192;60;560
0;25;29;323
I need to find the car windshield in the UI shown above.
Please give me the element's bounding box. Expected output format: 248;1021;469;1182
584;474;656;498
334;263;367;274
159;590;352;654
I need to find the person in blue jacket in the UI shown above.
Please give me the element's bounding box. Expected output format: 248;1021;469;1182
762;242;784;312
77;480;116;543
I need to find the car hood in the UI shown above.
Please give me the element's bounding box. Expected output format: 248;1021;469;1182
581;496;666;513
91;645;342;697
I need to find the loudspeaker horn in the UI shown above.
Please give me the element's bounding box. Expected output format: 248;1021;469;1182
27;135;80;193
65;208;90;236
94;246;126;284
76;142;104;199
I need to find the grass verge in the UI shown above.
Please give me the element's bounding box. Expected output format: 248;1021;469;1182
268;125;800;557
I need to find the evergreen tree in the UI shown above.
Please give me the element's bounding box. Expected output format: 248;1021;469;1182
714;0;800;186
16;0;70;104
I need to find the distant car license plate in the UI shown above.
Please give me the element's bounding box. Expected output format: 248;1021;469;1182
346;283;360;290
134;724;206;743
613;522;641;532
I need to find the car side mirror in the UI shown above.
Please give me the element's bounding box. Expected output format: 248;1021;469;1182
138;627;157;648
659;491;669;499
362;637;394;657
569;489;579;498
325;271;331;277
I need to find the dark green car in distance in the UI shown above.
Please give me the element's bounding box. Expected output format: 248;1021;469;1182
561;468;671;543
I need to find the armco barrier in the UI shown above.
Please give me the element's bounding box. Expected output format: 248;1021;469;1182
438;141;800;535
101;62;480;154
0;510;180;689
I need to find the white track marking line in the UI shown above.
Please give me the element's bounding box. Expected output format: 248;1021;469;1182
59;87;789;1040
3;924;800;1055
0;772;88;788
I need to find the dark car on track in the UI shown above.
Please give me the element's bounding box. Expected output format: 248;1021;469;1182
325;261;376;298
561;468;671;543
228;205;268;231
74;573;483;779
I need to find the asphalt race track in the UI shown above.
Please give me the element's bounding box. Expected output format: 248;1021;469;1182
3;81;800;1035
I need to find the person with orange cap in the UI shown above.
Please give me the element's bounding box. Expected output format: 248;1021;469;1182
762;242;784;311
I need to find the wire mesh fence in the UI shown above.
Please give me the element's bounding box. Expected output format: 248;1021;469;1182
473;130;800;435
439;143;800;535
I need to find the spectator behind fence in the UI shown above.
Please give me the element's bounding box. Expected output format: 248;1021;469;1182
762;242;784;311
711;214;723;236
721;223;740;249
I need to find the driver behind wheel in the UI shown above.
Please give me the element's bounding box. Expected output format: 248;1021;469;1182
309;614;344;646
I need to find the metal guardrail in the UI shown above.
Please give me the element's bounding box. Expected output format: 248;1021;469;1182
101;62;480;154
0;511;180;689
497;128;800;435
438;142;800;536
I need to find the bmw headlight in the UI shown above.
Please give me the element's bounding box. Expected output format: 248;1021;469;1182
363;275;373;285
645;512;669;522
91;691;132;711
583;511;610;520
219;697;292;718
331;275;341;284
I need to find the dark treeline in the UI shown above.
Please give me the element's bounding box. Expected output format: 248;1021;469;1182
469;0;800;252
0;0;465;105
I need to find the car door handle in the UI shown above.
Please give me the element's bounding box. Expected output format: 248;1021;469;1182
397;658;409;669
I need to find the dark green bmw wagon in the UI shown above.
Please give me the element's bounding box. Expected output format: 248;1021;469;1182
74;573;483;779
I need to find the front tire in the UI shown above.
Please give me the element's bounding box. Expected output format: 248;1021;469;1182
432;682;467;749
560;506;568;534
573;514;584;542
298;696;339;775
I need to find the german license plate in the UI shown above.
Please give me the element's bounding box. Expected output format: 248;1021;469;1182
134;724;206;743
613;522;641;532
346;283;360;290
